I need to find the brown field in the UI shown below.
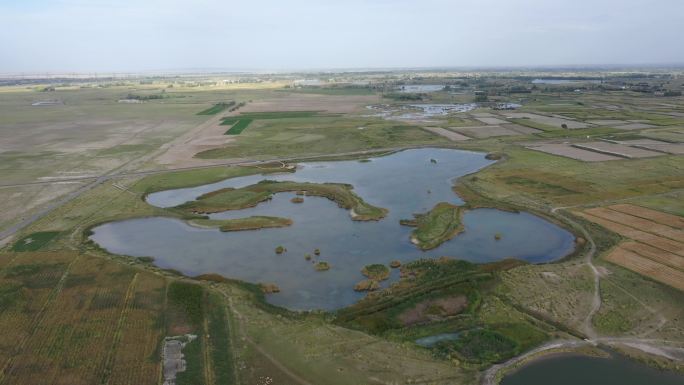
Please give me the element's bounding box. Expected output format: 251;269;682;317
621;242;684;271
608;204;684;228
578;204;684;291
155;112;237;168
526;143;622;161
502;112;590;129
422;126;470;141
502;123;542;134
240;93;379;114
584;207;684;242
577;212;684;256
474;116;508;125
572;142;662;159
452;125;521;138
604;247;684;291
398;295;468;326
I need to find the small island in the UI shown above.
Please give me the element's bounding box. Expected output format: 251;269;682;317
314;261;330;271
401;202;464;250
177;180;388;221
187;216;293;232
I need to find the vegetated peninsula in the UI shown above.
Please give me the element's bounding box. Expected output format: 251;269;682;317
177;180;388;221
401;202;464;250
188;216;293;232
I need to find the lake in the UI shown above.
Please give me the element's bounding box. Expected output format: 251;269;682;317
501;352;684;385
90;148;576;310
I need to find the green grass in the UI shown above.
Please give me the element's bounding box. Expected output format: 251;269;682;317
223;118;253;134
132;165;287;195
188;216;293;231
508;118;558;132
402;202;463;250
196;117;442;160
220;111;342;135
178;180;388;220
207;293;236;384
167;281;205;327
455;145;684;207
361;264;390;280
197;101;235;115
174;335;204;385
435;329;517;363
11;231;61;251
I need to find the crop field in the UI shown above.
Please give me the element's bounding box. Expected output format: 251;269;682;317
616;139;684;155
223;118;254;135
1;72;683;384
196;116;443;159
220;111;341;135
0;251;240;385
197;102;237;115
576;204;684;291
526;143;622;161
573;141;663;158
502;112;590;129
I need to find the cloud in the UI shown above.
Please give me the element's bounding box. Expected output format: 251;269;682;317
1;0;683;72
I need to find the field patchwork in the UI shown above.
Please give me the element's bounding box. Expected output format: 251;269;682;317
576;204;684;291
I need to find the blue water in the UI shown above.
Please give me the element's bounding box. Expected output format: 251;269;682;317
90;148;576;310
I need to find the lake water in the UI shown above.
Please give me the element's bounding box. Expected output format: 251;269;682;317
90;148;575;310
501;352;684;385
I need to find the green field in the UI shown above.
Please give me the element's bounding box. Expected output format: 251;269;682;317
197;101;236;115
1;71;683;384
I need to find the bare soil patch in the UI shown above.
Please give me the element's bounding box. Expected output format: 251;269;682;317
572;142;662;159
527;143;621;162
503;112;590;129
616;139;684;155
398;295;468;326
240;93;379;114
422;126;470;141
452;125;521;138
155;113;237;168
587;119;628;126
503;123;542;134
475;116;508;125
614;123;657;130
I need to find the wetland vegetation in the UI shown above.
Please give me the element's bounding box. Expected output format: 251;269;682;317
2;68;683;385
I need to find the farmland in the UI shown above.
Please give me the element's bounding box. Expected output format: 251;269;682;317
0;69;683;384
575;204;684;291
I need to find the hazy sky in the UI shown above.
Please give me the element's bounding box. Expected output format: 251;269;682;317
2;0;683;73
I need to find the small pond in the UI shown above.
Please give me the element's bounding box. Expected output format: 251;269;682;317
90;148;576;310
